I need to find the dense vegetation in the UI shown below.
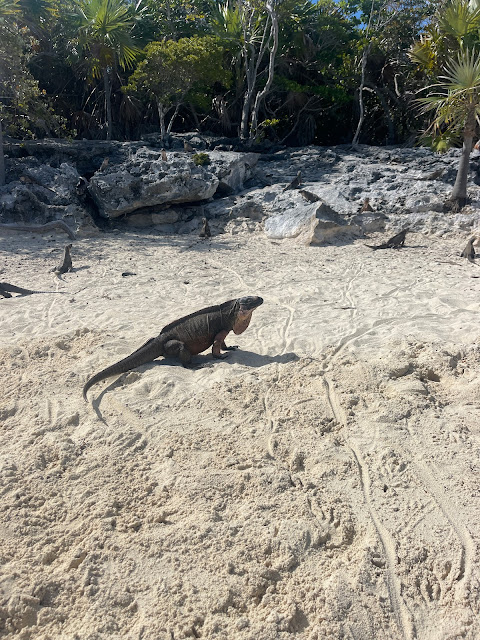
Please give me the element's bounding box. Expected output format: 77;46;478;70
1;0;479;166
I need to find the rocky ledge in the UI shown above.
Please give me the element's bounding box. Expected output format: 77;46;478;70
2;137;480;241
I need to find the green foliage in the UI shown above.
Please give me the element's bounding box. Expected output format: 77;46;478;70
125;35;230;107
419;130;462;152
75;0;142;80
411;1;480;151
417;49;480;128
0;0;70;139
193;151;210;165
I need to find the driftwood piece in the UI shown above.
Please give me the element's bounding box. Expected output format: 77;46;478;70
0;221;76;240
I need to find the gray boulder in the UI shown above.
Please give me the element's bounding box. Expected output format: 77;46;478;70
264;200;361;244
87;148;259;218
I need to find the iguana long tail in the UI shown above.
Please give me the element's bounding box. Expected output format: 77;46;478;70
83;337;164;401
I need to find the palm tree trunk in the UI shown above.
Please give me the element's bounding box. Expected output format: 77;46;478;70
0;119;5;187
104;66;113;141
450;106;476;208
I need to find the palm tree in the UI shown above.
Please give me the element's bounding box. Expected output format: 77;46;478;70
417;49;480;208
410;0;480;209
75;0;141;140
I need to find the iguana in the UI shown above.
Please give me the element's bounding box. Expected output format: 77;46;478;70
83;296;264;401
299;189;320;203
52;244;73;275
461;237;476;262
283;171;302;192
0;282;66;298
367;228;409;250
199;217;211;238
359;197;374;212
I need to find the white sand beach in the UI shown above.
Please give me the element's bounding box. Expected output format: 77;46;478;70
1;227;479;639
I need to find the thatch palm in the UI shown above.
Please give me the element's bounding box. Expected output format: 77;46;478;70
76;0;141;139
417;49;480;208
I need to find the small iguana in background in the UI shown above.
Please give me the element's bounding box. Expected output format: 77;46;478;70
199;217;211;238
359;197;374;212
83;296;264;400
367;228;409;250
52;244;73;275
461;237;476;262
283;170;302;192
0;282;69;298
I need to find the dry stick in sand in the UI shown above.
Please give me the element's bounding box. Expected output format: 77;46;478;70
83;296;264;401
366;228;409;250
0;221;76;240
52;244;73;275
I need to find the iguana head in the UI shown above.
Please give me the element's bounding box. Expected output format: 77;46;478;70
232;296;263;335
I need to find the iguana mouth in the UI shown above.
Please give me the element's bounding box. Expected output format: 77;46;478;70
237;296;263;312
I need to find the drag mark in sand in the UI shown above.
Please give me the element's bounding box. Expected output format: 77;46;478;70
403;419;475;587
322;374;415;640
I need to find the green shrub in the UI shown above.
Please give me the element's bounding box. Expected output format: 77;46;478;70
193;152;211;166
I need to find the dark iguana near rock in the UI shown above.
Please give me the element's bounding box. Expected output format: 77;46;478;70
367;228;409;250
52;244;73;275
283;170;302;192
359;197;374;212
461;237;476;262
199;217;211;238
299;189;320;203
83;296;264;400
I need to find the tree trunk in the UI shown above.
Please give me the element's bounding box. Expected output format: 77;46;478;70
166;103;181;135
157;101;166;142
450;106;476;208
240;44;256;140
249;2;278;141
104;66;113;141
0;119;5;187
352;43;372;146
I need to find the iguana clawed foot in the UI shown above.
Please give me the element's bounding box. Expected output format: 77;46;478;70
223;345;239;351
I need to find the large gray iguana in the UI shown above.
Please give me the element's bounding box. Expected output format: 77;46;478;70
83;296;263;400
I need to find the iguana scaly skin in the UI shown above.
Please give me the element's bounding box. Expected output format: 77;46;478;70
367;228;409;250
83;296;263;400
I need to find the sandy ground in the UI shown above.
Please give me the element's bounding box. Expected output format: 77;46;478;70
0;227;479;640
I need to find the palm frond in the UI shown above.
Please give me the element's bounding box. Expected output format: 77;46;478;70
438;0;480;40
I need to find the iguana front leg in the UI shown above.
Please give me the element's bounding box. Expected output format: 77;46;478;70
212;330;238;358
221;342;239;351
